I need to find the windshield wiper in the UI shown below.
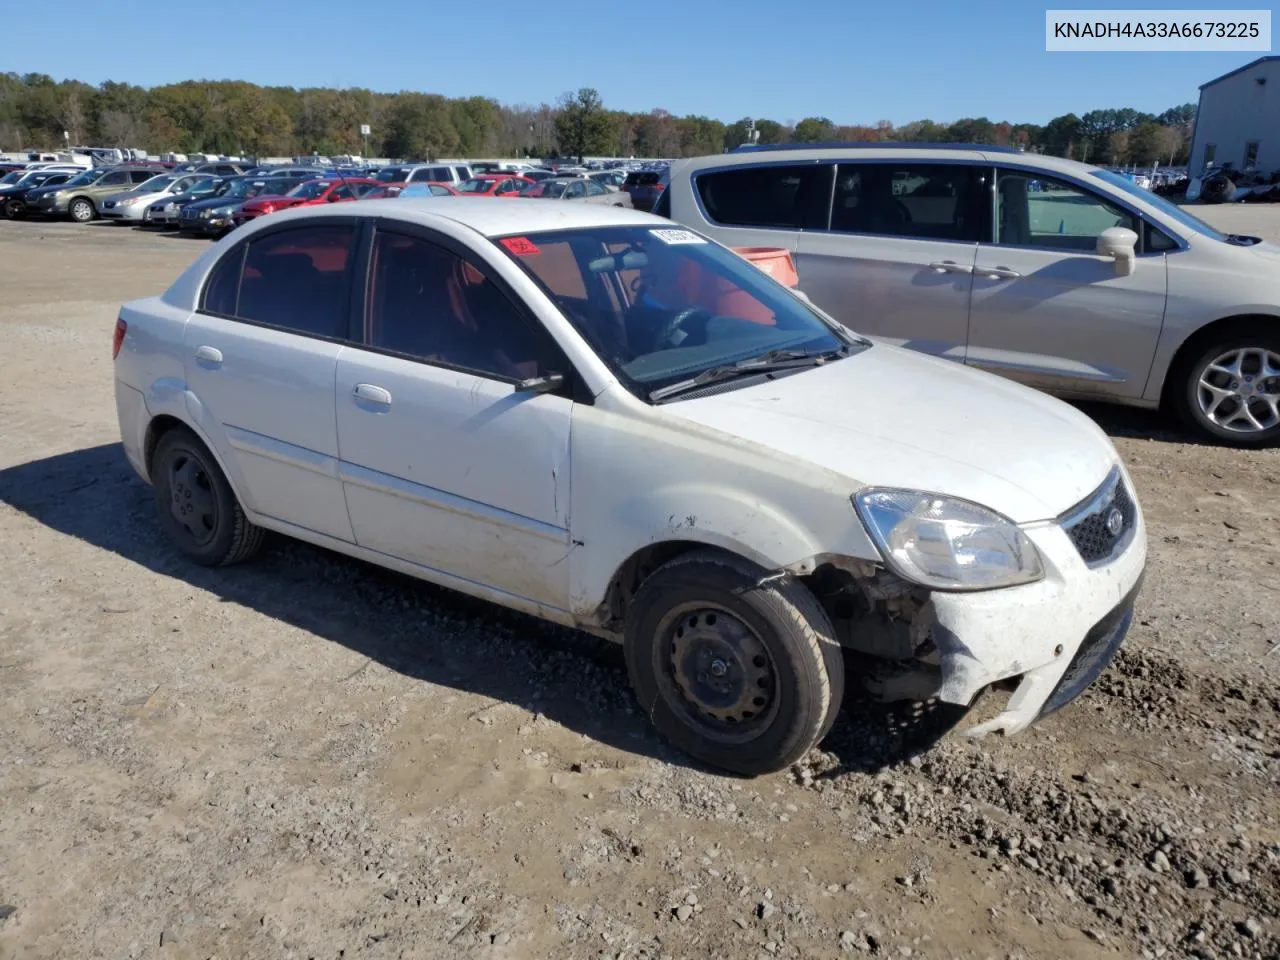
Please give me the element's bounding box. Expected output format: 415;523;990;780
648;345;851;403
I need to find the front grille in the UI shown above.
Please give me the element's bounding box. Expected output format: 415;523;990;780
182;207;198;220
1039;576;1142;718
1059;467;1136;566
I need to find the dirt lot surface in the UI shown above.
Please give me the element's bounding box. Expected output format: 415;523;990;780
0;209;1277;960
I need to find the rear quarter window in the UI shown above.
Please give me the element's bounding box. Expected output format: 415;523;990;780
694;164;831;230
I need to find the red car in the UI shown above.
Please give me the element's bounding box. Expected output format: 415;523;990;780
455;174;535;197
234;177;381;224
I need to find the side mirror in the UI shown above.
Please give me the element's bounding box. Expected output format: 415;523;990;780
1096;226;1138;276
328;192;342;201
514;372;566;394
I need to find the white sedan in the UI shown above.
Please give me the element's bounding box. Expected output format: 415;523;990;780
113;199;1146;775
100;173;218;224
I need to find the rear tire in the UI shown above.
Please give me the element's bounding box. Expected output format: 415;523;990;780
1171;330;1280;447
151;427;266;566
624;550;844;775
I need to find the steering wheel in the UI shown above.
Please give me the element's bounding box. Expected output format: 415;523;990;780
654;306;710;351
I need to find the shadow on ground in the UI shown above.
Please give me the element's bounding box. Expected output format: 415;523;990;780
0;443;957;777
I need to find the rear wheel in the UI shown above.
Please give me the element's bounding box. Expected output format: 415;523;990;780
69;197;95;223
624;550;844;775
1173;331;1280;446
151;427;266;566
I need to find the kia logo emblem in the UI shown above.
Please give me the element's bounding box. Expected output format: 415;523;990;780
1105;507;1124;537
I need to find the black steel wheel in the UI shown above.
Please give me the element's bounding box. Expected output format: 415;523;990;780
151;427;265;566
625;549;844;775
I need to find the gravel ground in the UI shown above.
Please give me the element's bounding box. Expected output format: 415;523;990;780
0;210;1277;960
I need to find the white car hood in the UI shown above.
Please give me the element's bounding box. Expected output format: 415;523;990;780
660;343;1119;523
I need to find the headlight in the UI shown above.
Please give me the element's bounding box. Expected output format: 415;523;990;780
852;489;1044;591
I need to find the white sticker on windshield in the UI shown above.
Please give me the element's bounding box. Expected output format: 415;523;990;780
649;228;706;245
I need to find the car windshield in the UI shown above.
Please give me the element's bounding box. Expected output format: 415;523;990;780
249;179;298;198
374;167;410;182
540;181;569;198
458;179;494;193
1090;169;1226;242
172;175;207;192
286;180;332;199
64;170;102;187
497;225;863;400
0;171;23;185
135;175;176;193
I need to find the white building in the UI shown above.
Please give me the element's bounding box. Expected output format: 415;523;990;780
1189;56;1279;174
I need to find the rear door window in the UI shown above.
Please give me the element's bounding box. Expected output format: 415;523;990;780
693;164;830;230
828;163;986;242
201;224;357;339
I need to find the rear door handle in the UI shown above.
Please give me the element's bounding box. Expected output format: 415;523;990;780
980;265;1022;280
194;345;223;365
928;260;973;275
352;383;392;406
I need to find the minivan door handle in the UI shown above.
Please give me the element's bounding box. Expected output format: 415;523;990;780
193;345;223;365
928;260;973;274
981;265;1022;280
352;383;392;406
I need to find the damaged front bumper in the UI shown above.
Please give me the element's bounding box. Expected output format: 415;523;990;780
797;472;1147;739
932;511;1147;737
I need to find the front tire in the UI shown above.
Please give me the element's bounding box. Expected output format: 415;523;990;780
69;197;95;223
1173;332;1280;446
624;550;845;775
151;427;266;566
3;199;23;219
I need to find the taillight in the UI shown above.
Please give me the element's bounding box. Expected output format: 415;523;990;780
112;316;127;359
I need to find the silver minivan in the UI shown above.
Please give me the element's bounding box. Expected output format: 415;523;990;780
658;144;1280;446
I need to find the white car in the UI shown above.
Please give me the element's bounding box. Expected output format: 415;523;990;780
113;200;1147;775
100;173;218;224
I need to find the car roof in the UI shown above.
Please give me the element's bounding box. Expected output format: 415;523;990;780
239;195;664;238
668;145;1098;177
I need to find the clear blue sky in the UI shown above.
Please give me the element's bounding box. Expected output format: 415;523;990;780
4;0;1268;124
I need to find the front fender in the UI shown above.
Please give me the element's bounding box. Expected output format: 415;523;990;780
569;480;868;620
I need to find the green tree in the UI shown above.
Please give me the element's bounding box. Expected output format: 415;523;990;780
553;87;611;162
791;116;834;143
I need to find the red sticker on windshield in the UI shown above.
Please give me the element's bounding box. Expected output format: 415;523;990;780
501;236;540;256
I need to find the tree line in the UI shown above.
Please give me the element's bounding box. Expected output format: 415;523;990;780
0;73;1195;167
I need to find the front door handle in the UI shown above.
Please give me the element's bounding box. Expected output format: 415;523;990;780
194;345;223;365
928;260;973;274
981;265;1022;280
352;383;392;406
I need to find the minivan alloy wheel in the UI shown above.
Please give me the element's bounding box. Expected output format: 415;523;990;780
1195;346;1280;433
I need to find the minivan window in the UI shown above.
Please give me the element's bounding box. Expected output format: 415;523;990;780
694;164;830;230
1090;168;1225;242
995;171;1136;251
203;224;357;338
829;163;985;242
